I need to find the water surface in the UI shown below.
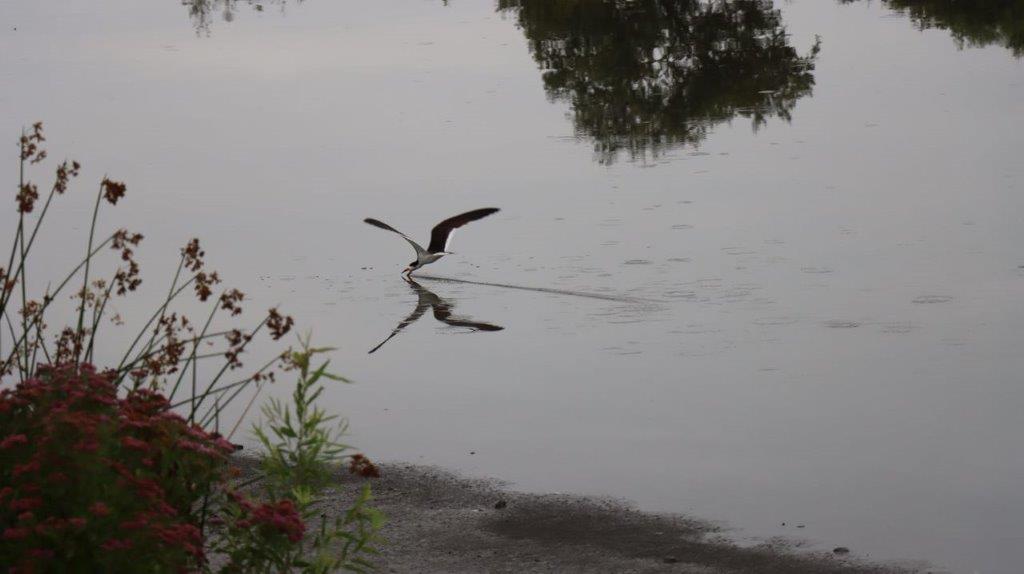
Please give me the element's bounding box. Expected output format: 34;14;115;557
2;1;1023;572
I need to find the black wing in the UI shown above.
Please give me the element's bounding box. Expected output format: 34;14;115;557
427;208;500;253
364;218;404;235
364;218;428;255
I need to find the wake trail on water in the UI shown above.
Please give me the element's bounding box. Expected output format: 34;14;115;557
415;275;665;305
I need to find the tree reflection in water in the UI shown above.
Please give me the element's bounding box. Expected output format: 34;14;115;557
498;0;821;164
841;0;1024;56
183;0;299;33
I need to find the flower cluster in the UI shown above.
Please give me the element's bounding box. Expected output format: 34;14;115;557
348;453;381;479
267;308;294;340
19;122;45;164
111;229;144;295
227;492;306;544
0;364;234;571
101;178;127;205
1;123;375;571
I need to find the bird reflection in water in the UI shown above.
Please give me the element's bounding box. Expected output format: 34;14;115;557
368;278;503;354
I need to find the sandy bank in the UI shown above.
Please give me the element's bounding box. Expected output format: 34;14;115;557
281;461;931;574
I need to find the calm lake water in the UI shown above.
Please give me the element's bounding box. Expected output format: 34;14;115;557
3;1;1023;572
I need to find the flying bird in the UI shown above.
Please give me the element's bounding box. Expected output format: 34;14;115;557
364;208;500;276
369;278;503;354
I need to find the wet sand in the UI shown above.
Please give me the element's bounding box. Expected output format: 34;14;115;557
239;459;929;574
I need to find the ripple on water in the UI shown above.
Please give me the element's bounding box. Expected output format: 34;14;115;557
689;277;723;290
801;266;834;274
624;259;652;265
676;323;723;335
823;320;860;329
719;288;754;302
753;316;799;326
672;224;694;230
913;295;954;304
880;321;916;334
664;290;697;300
667;257;691;263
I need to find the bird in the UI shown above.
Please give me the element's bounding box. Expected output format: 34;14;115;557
369;277;503;354
364;208;500;276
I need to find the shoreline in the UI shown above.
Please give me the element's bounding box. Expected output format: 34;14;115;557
261;460;932;574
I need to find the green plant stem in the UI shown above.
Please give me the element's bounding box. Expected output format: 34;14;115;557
1;236;116;370
115;271;196;378
120;255;187;369
15;145;30;378
177;352;278;420
85;278;117;363
172;301;220;423
225;380;263;440
28;285;53;369
187;318;269;421
119;329;235;371
17;216;28;377
0;167;71;325
1;140;27;320
197;376;259;427
32;309;52;366
3;311;22;378
74;181;105;362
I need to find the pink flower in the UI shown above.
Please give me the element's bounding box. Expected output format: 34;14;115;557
73;439;99;453
155;523;203;558
251;499;306;543
89;502;110;517
2;527;30;540
100;538;134;551
120;436;150;451
28;548;54;559
9;497;42;512
12;460;40;478
0;434;28;449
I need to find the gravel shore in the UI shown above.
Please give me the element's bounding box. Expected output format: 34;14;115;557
276;461;931;574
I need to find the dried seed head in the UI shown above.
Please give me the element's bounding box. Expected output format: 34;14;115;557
111;229;143;250
267;308;294;340
108;229;144;295
113;261;142;295
0;268;14;297
223;328;252;370
193;271;220;302
182;239;205;272
348;454;381;478
19;122;46;163
53;160;80;195
54;327;85;365
218;289;245;316
16;183;39;214
101;178;126;205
